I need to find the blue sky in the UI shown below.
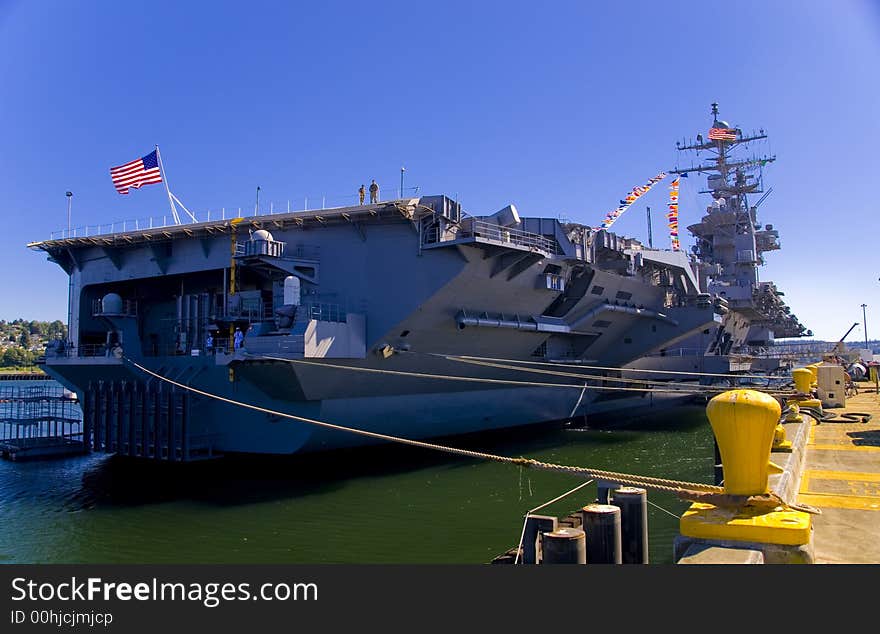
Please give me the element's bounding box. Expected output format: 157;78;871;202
1;0;878;342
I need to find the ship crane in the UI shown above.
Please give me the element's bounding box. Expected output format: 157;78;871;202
832;322;859;355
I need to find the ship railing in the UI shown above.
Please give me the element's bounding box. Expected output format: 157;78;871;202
143;338;231;357
154;334;311;357
421;217;560;255
226;300;276;323
45;343;109;358
235;239;285;258
47;187;422;240
232;240;320;261
238;335;306;355
302;301;348;324
465;218;561;254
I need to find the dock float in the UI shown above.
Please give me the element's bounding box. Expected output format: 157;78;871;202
0;383;86;461
0;372;47;381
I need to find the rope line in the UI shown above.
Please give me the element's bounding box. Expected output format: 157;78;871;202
254;354;791;397
415;351;795;382
513;479;595;565
442;355;780;394
647;498;682;519
123;357;724;497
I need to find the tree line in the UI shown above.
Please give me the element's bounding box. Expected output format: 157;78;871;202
0;319;67;368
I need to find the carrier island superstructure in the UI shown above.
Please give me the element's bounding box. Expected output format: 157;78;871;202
29;194;720;460
628;104;808;376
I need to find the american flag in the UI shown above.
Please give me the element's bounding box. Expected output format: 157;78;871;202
110;149;163;194
708;127;737;141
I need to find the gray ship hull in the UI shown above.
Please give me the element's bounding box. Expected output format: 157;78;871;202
33;194;717;459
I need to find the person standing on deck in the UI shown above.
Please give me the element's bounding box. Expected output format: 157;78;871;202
233;327;243;350
369;180;379;204
206;332;213;354
358;184;365;205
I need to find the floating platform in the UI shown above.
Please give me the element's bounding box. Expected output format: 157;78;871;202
0;438;86;461
0;372;48;381
0;383;85;461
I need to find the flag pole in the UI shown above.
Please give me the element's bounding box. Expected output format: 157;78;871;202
170;192;197;223
155;145;181;225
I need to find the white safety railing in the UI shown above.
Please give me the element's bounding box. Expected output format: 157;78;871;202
46;186;422;240
422;214;561;255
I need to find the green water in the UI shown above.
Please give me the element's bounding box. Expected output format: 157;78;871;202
0;400;714;564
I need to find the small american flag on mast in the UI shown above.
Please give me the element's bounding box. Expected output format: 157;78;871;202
110;149;163;194
708;127;737;141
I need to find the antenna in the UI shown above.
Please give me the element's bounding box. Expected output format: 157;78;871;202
753;187;773;210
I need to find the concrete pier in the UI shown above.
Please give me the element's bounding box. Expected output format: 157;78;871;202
798;390;880;563
491;382;880;565
675;388;880;564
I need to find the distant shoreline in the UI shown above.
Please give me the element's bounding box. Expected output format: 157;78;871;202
0;368;47;380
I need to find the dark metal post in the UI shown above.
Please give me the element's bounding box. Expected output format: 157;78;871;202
66;191;72;235
862;304;869;350
596;479;618;504
521;514;558;564
646;206;653;248
580;504;622;564
612;487;649;564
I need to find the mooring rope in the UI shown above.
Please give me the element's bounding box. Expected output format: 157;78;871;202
254;354;791;397
438;354;789;394
417;351;795;382
123;357;725;498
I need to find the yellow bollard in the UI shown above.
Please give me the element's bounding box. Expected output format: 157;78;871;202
792;368;812;394
792;368;823;409
679;388;813;550
773;423;793;452
806;364;820;387
785;402;803;422
706;389;783;495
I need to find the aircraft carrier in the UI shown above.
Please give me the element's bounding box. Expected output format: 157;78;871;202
29;186;720;460
628;104;809;378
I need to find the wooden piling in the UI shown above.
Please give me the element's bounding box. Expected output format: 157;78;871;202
612;487;649;564
580;504;622;564
540;528;587;564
